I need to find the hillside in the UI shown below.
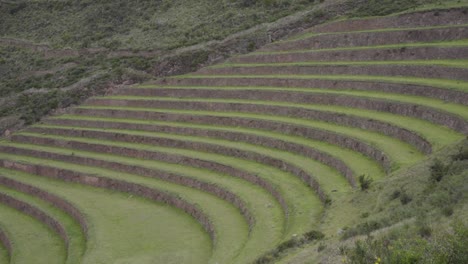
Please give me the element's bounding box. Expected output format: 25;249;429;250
0;0;459;135
0;0;468;263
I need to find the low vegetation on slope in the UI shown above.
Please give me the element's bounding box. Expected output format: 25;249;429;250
0;0;462;135
320;140;468;264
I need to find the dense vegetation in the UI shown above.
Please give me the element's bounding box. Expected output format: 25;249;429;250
342;141;468;263
0;0;321;50
0;0;458;134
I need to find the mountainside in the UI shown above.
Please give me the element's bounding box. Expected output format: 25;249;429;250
0;0;467;263
0;0;459;135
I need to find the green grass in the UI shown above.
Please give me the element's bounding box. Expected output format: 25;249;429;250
0;183;86;264
246;39;468;55
75;102;423;169
0;200;66;264
0;140;287;262
0;167;213;264
131;86;468;120
285;23;468;42
37;117;354;193
0;236;8;264
96;95;465;147
39;115;383;181
22;122;325;234
210;60;468;69
177;74;468;93
0;151;276;264
14;130;322;239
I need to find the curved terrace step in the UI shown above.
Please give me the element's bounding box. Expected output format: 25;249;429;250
21;123;332;203
261;25;468;52
71;104;419;171
0;157;228;259
10;133;290;222
0;153;276;263
233;45;468;63
0;202;65;264
0;175;88;264
154;75;468;106
81;98;439;165
141;84;468;133
43;112;394;173
22;123;352;194
96;94;433;155
0;142;283;246
19;126;326;235
0;167;214;264
0;192;69;262
114;86;467;144
26;118;356;189
0;227;11;263
303;7;468;34
198;64;468;82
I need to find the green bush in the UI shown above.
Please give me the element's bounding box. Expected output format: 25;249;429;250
399;191;412;205
430;159;450;182
303;230;325;242
345;221;468;264
359;174;373;191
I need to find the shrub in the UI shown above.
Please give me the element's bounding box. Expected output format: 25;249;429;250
430;159;449;182
303;230;325;242
345;221;468;264
442;206;454;217
452;147;468;161
400;192;412;205
418;225;432;238
358;174;373;191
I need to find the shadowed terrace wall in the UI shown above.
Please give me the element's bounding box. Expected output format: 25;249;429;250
24;125;330;203
262;26;468;51
197;64;468;82
0;192;69;255
306;7;468;33
0;228;11;261
0;146;255;232
10;134;290;218
0;175;89;240
0;159;216;242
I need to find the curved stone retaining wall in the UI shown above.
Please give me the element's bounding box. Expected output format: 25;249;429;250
0;160;217;242
0;175;88;241
0;146;255;232
11;134;290;219
155;77;468;106
26;123;356;188
263;26;468;51
0;228;11;261
0;192;69;255
197;65;468;82
230;47;468;64
95;92;433;155
25;125;330;203
85;98;434;153
130;89;468;135
43;116;391;174
306;8;468;34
